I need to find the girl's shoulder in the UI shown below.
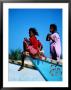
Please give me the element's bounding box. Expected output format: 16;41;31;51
51;32;60;39
32;36;37;39
52;32;59;37
30;36;37;40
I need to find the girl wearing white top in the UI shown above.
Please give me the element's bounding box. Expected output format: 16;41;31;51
46;24;61;62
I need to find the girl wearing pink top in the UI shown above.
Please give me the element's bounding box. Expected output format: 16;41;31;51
46;24;61;62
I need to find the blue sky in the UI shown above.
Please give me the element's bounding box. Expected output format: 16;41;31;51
9;9;62;57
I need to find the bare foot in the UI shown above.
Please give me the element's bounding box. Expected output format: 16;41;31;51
18;66;24;71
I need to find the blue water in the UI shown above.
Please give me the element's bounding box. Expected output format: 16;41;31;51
30;58;62;81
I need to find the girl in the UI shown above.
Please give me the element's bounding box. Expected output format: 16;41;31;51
18;28;46;71
25;28;46;59
46;24;61;62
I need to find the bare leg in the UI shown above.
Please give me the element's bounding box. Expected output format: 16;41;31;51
23;41;27;51
18;42;27;71
21;52;26;67
50;46;57;60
